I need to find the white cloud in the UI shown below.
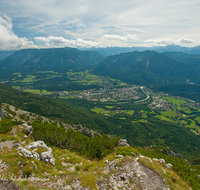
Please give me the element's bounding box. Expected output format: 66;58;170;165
145;38;194;46
34;36;106;48
103;34;139;41
0;15;37;50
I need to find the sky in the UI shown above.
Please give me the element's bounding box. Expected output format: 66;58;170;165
0;0;200;50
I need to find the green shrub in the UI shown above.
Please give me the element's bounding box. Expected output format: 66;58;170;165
22;165;33;178
0;117;13;134
115;146;140;156
32;120;119;160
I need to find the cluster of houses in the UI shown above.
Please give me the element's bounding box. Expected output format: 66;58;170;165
55;85;143;102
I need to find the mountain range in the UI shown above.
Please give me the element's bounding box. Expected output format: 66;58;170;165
89;45;200;56
1;47;200;86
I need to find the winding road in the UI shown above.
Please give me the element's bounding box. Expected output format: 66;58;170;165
134;86;150;103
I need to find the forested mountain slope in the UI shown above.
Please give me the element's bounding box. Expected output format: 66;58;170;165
0;47;105;79
94;50;200;85
163;52;200;72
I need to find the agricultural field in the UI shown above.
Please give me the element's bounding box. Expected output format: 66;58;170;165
7;70;129;96
89;94;200;135
159;96;200;134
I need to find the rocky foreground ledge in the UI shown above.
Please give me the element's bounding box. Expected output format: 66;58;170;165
0;122;188;190
0;103;192;189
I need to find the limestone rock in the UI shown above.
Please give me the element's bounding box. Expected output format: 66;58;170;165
67;166;76;172
23;124;33;135
118;139;130;147
23;135;28;139
18;146;33;158
40;148;55;166
165;163;173;170
159;159;166;164
101;156;170;190
164;148;182;159
25;141;48;149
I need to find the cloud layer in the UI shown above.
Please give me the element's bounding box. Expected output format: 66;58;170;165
145;38;195;45
34;36;106;48
0;15;36;50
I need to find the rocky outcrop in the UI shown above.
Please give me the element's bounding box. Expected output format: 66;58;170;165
159;158;166;164
40;148;55;166
23;124;33;135
13;140;55;165
118;139;130;147
65;124;100;138
101;156;170;190
1;103;100;138
25;141;48;149
164;148;183;159
166;163;173;170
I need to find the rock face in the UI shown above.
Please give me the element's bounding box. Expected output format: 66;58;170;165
118;139;130;147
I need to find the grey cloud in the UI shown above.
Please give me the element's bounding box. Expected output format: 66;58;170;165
179;38;194;43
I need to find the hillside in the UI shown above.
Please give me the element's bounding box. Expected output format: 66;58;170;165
152;83;200;102
94;50;200;85
1;84;200;161
0;83;116;134
0;103;199;190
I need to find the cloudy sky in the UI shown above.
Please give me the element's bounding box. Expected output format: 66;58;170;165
0;0;200;50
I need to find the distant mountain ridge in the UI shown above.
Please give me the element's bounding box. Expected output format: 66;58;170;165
0;47;105;79
89;45;200;56
93;50;200;85
0;50;16;60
